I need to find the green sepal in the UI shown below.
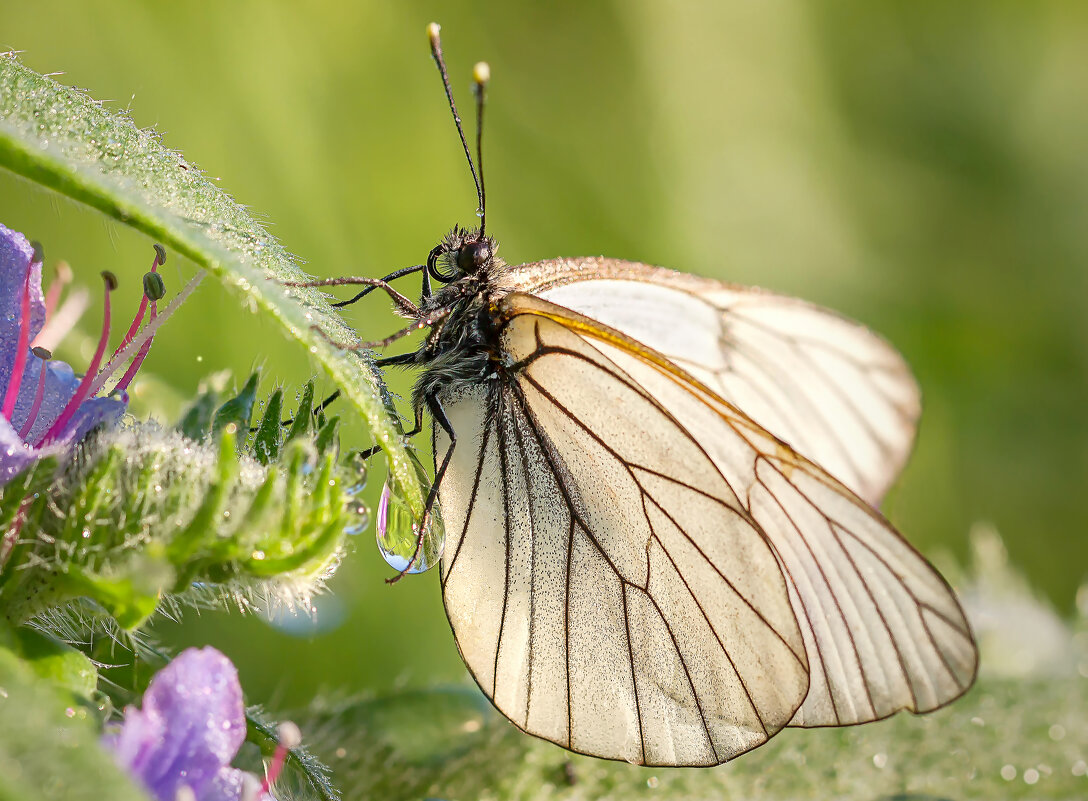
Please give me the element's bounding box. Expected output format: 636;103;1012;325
177;388;219;440
60;554;173;631
167;426;238;568
252;388;284;465
285;380;316;444
212;372;260;437
314;415;340;456
0;457;57;529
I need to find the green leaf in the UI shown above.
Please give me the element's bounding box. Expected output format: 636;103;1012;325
10;626;98;699
0;54;423;520
0;640;147;801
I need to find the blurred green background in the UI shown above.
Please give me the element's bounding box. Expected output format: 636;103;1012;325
1;1;1085;710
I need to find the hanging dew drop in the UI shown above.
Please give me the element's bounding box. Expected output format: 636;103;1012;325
376;478;444;573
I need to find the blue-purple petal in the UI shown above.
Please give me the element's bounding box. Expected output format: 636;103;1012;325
0;357;123;483
0;224;46;373
0;416;52;485
196;767;248;801
5;357;78;442
54;394;127;448
104;647;247;801
0;224;131;484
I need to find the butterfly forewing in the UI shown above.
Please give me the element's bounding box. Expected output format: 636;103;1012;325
437;304;810;765
506;258;921;505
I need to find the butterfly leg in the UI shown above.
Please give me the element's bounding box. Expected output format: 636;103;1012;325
385;391;455;584
308;307;452;353
284;274;421;317
326;264;427;309
375;352;419;368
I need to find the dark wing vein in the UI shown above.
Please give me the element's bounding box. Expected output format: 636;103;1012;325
492;405;513;699
511;405;539;729
520;369;804;666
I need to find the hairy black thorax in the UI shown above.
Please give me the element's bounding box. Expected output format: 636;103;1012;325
408;227;509;411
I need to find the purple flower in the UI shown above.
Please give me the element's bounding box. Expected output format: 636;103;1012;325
0;224;162;485
103;647;263;801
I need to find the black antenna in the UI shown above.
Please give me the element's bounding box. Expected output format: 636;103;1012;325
472;61;489;235
427;23;484;225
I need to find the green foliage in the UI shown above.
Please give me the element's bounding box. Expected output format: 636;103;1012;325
0;52;424;525
0;627;146;801
0;375;367;630
0;619;99;711
294;671;1087;801
7;625;98;700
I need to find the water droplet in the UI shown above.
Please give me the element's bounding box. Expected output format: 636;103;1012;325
344;502;370;535
376;478;443;573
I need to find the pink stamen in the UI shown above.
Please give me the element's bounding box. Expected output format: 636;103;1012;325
35;273;115;447
86;269;204;401
2;268;34;421
113;291;148;359
17;349;51;439
258;721;301;799
113;301;156;393
42;262;72;321
112;250;162;359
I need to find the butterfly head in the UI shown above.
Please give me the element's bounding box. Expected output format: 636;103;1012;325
428;226;497;283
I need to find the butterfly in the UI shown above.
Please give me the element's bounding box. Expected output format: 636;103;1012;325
294;23;978;766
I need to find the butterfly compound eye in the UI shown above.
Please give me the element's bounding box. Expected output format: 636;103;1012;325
457;239;492;274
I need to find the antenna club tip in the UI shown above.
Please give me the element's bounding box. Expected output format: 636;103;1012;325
473;61;490;85
427;22;441;44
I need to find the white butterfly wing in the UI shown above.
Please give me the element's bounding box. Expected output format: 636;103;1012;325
436;320;809;765
438;293;974;758
507;258;921;506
